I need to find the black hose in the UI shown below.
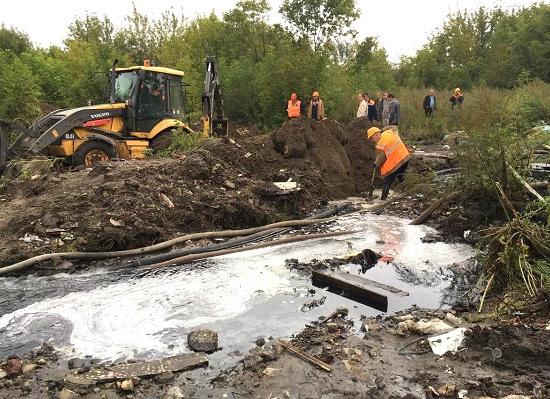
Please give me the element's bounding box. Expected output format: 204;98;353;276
127;203;351;269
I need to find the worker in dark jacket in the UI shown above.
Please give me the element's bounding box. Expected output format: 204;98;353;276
423;89;436;117
367;97;377;122
388;93;400;125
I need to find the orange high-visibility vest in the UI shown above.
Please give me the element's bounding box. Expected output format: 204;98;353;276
376;130;410;176
287;100;301;117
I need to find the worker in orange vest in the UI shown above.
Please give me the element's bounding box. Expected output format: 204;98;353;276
287;93;301;118
366;126;410;200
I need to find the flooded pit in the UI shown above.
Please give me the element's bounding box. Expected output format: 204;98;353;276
0;210;476;369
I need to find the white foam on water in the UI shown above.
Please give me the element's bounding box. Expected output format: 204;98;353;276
0;212;475;361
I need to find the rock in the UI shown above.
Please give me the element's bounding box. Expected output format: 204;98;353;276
223;180;236;190
255;337;266;347
337;307;349;317
154;371;175;383
445;312;463;326
0;370;7;379
42;213;59;228
68;357;88;372
501;396;530;399
326;323;339;333
59;388;80;399
164;386;185;399
63;374;95;395
262;367;280;377
5;356;22;377
437;383;457;397
118;379;134;391
187;330;218;353
22;363;37;373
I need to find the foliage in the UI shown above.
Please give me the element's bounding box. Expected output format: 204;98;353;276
480;193;550;299
279;0;359;51
158;129;204;156
397;4;550;90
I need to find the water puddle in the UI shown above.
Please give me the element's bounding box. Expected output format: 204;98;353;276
0;211;476;369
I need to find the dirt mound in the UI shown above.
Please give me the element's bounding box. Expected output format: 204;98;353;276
0;118;377;265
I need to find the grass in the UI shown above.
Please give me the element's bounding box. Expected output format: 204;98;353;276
157;128;204;157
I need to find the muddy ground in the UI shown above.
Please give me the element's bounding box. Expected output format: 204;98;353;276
0;117;378;266
1;303;548;399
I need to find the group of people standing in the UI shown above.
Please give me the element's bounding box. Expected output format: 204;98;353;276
423;88;465;116
357;92;401;126
287;91;325;120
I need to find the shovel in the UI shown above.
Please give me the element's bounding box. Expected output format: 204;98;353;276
366;167;376;199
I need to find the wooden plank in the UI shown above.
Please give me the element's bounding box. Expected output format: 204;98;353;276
80;353;208;382
313;269;408;298
279;340;331;372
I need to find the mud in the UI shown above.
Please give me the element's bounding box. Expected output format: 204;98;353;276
1;307;548;399
0;117;375;266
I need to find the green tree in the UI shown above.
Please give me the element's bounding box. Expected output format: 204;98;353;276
279;0;359;51
0;26;31;54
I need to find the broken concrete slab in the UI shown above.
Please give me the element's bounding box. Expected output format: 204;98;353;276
77;353;208;383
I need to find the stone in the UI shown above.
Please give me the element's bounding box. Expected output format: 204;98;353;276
5;356;22;377
255;337;266;347
118;379;134;391
187;330;218;353
326;323;339;333
164;385;185;399
22;363;38;373
59;388;80;399
437;383;457;397
0;370;7;379
63;374;95;395
154;371;175;383
223;180;236;190
262;367;280;377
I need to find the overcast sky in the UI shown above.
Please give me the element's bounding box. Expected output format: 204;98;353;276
0;0;538;62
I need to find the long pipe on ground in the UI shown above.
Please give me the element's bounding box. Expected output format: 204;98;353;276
147;230;358;269
0;218;335;276
129;203;351;268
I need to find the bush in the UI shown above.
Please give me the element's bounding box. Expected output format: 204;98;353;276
157;128;204;157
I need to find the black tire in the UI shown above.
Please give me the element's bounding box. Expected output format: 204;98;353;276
72;140;116;168
150;130;174;151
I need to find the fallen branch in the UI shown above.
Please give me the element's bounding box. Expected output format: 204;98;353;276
147;230;357;269
410;192;460;225
362;193;406;212
0;218;335;275
507;163;546;202
279;340;331;372
434;168;461;176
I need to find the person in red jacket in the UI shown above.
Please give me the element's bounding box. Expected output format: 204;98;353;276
287;93;301;118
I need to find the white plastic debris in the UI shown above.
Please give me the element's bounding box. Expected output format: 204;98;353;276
428;327;467;356
273;181;299;191
18;233;47;243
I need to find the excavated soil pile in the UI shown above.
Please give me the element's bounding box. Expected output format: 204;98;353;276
0;117;375;265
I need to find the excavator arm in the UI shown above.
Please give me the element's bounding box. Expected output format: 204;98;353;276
201;56;228;137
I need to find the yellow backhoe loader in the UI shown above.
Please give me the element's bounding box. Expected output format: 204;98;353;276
0;57;228;170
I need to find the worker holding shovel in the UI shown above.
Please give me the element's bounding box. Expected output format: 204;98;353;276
366;126;410;200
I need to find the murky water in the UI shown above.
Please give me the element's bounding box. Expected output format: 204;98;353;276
0;210;476;368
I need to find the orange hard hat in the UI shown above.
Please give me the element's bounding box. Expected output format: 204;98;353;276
312;91;319;97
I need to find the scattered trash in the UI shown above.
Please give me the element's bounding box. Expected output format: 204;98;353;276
262;367;280;377
273;181;299;191
444;313;463;326
428;327;467;356
18;233;48;243
244;152;252;158
457;390;468;398
117;378;134;391
279;340;331;372
109;218;124;227
398;318;453;335
160;193;175;208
